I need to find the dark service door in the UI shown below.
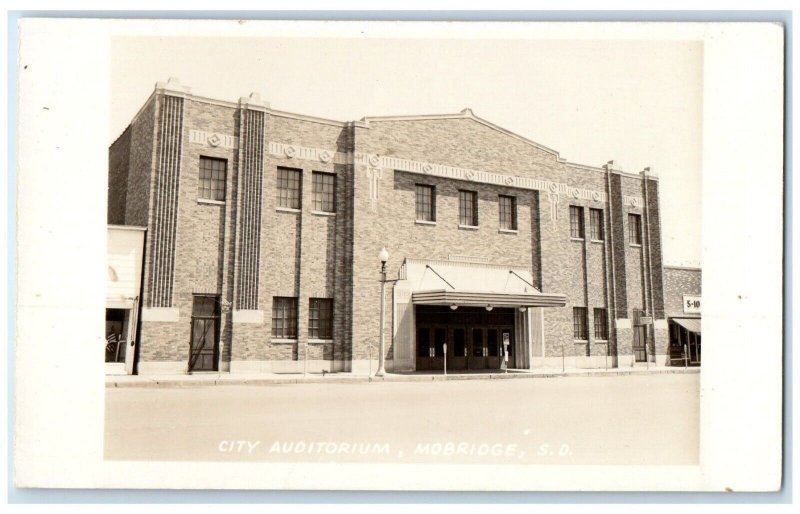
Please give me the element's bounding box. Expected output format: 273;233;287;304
189;295;220;372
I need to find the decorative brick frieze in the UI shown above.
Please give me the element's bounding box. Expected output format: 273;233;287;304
188;129;238;149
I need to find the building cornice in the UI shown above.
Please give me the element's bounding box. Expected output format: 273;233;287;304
663;265;702;271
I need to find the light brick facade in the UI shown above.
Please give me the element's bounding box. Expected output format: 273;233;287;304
108;79;672;374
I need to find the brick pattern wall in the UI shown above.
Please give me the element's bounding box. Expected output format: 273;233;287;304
108;126;131;225
148;94;184;308
645;177;666;319
235;108;265;310
663;266;701;318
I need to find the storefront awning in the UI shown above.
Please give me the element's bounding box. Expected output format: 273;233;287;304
673;318;701;334
412;289;567;308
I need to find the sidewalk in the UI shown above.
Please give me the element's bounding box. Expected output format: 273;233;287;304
105;365;700;388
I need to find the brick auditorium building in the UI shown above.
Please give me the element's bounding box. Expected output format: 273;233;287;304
107;78;677;375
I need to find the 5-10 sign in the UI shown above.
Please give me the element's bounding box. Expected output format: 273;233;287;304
683;295;701;314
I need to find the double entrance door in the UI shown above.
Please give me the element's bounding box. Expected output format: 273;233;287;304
415;326;515;371
415;305;516;371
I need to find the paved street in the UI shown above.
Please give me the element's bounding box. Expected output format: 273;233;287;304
105;373;699;465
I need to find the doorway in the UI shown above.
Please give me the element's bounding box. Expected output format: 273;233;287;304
189;295;220;372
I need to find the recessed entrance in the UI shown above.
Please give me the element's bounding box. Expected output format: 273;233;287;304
415;305;515;371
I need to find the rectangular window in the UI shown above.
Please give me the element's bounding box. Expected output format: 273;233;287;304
415;184;436;222
312;172;336;213
271;297;298;338
277;167;302;209
459;190;478;226
499;195;517;230
198;157;227;201
309;298;333;339
628;213;642;245
589;208;604;241
573;307;588;340
593;308;608;340
569;206;584;239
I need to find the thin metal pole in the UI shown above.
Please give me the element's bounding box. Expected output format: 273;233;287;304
376;263;387;377
444;342;447;377
562;345;565;373
304;340;308;377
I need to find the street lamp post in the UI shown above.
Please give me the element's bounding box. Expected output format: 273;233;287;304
375;247;390;377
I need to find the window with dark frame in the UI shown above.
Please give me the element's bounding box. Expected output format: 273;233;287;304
573;307;588;340
277;167;302;209
312;172;336;213
198;157;227;201
590;208;604;241
499;195;517;230
594;308;608;340
628;213;643;245
415;184;436;222
271;297;298;339
569;206;584;239
309;298;333;339
459;190;478;226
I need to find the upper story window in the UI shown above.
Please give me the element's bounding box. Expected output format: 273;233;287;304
569;206;584;239
459;190;478;226
198;157;227;201
277;167;302;209
312;171;336;213
309;298;333;339
271;296;298;339
499;195;517;231
628;213;643;245
415;184;436;222
589;208;604;241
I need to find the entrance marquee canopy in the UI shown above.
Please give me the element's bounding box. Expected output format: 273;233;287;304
399;258;567;308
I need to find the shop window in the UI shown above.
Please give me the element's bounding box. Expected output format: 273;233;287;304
415;184;436;222
499;195;517;230
312;172;336;213
593;308;608;340
309;298;333;339
198;157;227;201
105;308;127;363
629;213;643;245
459;190;478;226
277;167;302;209
569;206;584;239
590;208;604;241
272;296;298;338
573;307;588;340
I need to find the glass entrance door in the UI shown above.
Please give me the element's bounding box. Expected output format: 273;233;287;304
468;327;486;369
450;327;467;371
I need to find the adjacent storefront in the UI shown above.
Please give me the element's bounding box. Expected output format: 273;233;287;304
106;225;146;375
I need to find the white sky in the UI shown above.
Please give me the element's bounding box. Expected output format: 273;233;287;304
112;35;702;267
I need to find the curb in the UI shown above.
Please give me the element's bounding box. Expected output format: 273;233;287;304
106;367;700;389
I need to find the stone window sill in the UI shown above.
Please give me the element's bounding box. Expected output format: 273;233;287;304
197;198;225;206
458;224;479;231
590;239;605;244
594;340;609;343
276;207;301;214
415;220;437;226
573;339;589;343
499;228;518;234
271;338;298;344
311;210;336;217
308;339;334;344
630;243;643;248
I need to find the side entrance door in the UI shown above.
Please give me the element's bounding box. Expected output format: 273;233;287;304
416;326;446;371
189;295;220;372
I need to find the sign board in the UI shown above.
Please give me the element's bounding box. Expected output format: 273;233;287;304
683;295;701;314
640;316;653;325
503;333;510;346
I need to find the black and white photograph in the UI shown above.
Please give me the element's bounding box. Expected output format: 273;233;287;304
12;16;785;496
